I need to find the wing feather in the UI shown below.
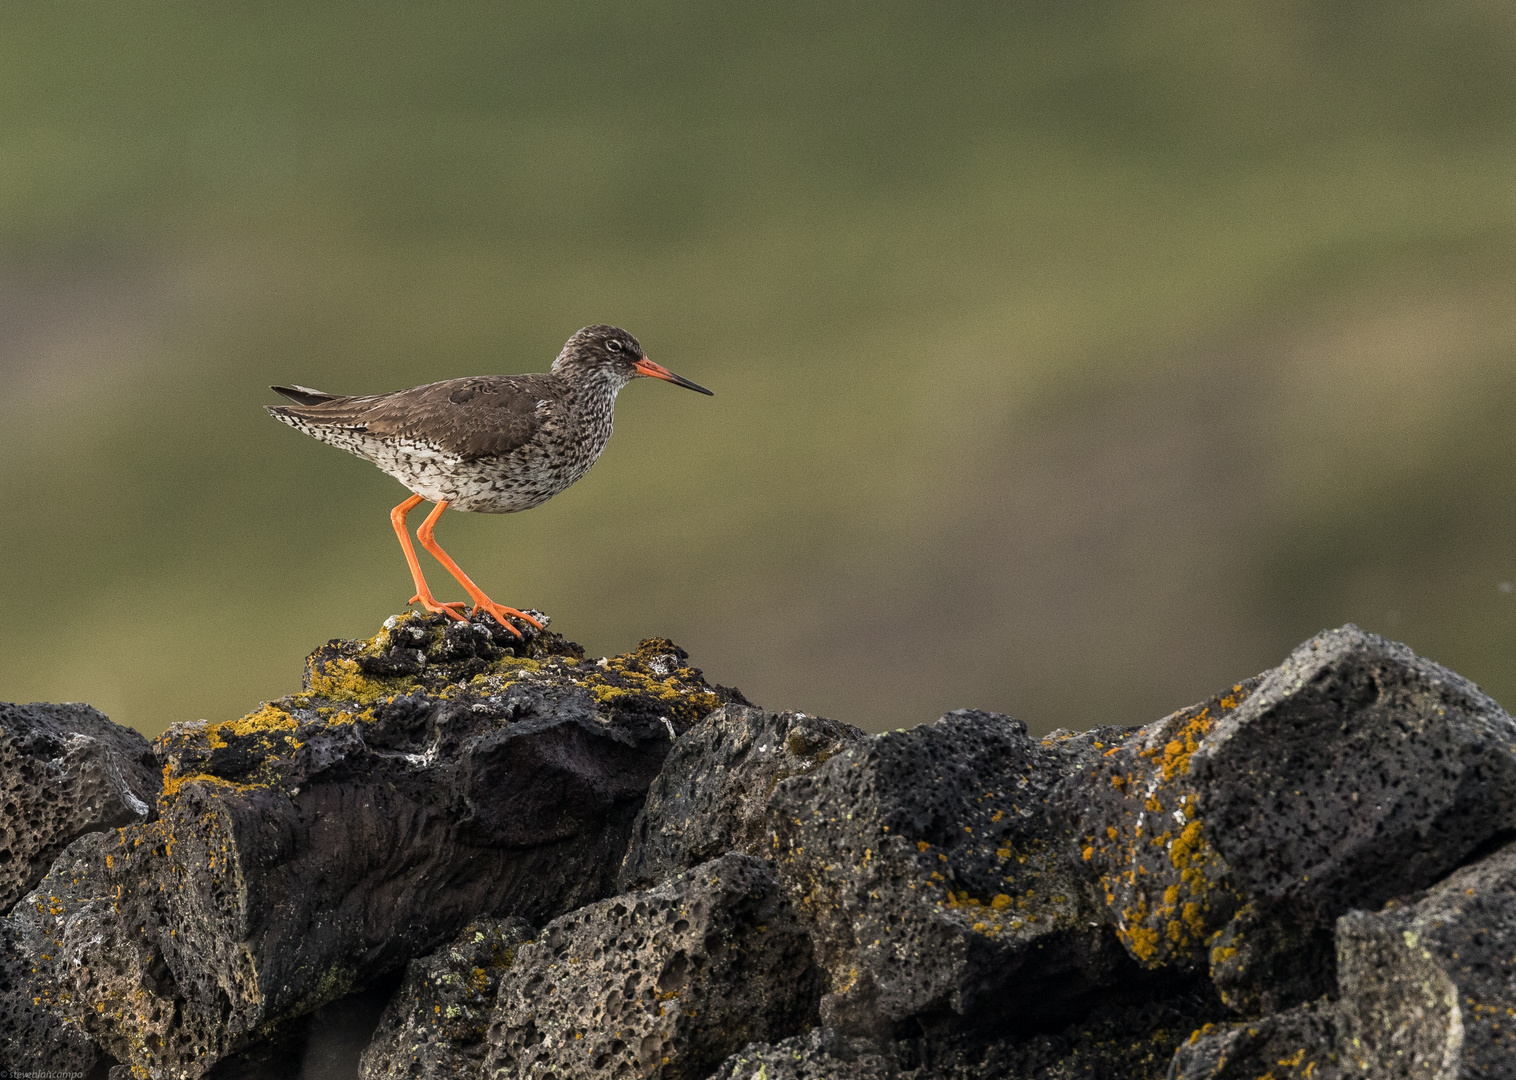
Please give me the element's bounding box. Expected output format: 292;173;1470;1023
269;374;560;460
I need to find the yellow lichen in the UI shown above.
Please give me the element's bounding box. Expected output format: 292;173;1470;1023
306;657;407;705
575;651;719;721
159;770;263;803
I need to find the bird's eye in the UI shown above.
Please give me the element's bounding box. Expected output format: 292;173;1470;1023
606;339;624;353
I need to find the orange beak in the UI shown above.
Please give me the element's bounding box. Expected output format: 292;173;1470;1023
633;356;713;395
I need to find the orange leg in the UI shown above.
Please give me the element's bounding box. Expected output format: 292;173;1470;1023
416;500;546;639
390;495;467;621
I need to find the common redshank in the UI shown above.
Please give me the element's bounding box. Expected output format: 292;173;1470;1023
267;325;712;636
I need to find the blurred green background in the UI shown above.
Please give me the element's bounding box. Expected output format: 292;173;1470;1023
2;1;1514;739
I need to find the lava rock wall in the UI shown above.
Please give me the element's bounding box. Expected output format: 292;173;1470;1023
3;619;1515;1080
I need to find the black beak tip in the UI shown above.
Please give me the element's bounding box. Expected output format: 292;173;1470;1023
671;372;714;396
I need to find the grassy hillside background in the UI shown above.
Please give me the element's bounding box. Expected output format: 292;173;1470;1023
2;1;1514;737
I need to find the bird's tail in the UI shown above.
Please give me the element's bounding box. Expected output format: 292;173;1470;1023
270;384;340;406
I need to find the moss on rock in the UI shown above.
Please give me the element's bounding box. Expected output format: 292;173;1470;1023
12;610;722;1079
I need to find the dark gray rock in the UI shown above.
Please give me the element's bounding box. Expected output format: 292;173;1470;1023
713;1028;893;1079
0;918;105;1075
1062;625;1516;1016
1193;625;1516;922
483;853;821;1080
1055;679;1260;977
359;916;533;1079
1168;997;1347;1080
768;709;1142;1043
1172;839;1516;1079
1202;902;1337;1019
618;705;864;890
9;614;721;1078
0;700;161;914
0;701;154;1076
1333;837;1516;1077
178;975;402;1080
11;618;1516;1080
717;990;1229;1080
1199;624;1516;1015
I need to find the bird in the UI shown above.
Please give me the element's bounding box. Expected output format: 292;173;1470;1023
267;324;712;637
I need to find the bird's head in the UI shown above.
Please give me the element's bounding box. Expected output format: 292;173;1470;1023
553;324;713;395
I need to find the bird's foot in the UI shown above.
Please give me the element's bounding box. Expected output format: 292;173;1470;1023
409;593;469;621
470;600;545;639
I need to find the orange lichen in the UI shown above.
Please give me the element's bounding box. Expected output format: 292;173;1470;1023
1085;683;1256;970
1170;820;1205;871
1124;915;1161;962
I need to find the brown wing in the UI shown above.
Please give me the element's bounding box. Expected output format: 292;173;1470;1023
271;374;563;460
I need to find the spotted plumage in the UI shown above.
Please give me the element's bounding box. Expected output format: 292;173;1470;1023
266;324;711;633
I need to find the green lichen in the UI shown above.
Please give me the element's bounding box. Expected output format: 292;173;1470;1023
154;618;723;821
284;963;358;1019
305;656;417;705
572;638;720;723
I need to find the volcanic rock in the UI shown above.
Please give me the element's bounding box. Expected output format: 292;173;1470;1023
8;614;722;1078
1055;681;1261;981
482;853;821;1080
618;705;864;891
0;701;159;1076
5;619;1516;1080
0;700;161;913
768;708;1146;1044
1333;836;1516;1076
1062;625;1516;1014
1168;997;1347;1080
1197;624;1516;918
0;918;105;1076
1173;837;1516;1077
716;992;1229;1080
359;916;533;1078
